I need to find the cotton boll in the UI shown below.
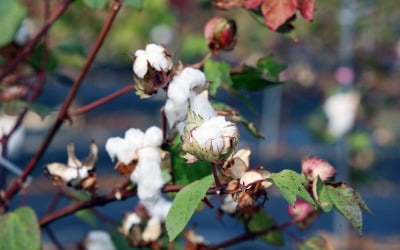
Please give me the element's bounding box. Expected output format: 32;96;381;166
180;67;207;91
105;137;134;165
192;121;223;150
122;213;141;236
220;195;238;214
165;99;188;129
137;147;162;164
143;126;163;147
78;167;89;180
124;128;145;149
143;197;171;220
133;50;148;78
142;217;162;242
189;92;216;120
167;76;190;104
323;91;360;138
145;44;170;72
85;231;116;250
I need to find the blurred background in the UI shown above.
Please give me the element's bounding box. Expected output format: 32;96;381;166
1;0;400;249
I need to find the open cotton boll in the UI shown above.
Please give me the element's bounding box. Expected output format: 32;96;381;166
220;195;238;214
124;128;145;150
137;147;162;164
122;213;141;236
145;44;171;72
189;92;216;120
133;50;148;78
105;137;134;165
86;231;116;250
142;217;162;242
192;122;223;150
142;197;171;220
179;67;207;91
143;126;163;147
167;76;190;104
165;99;188;129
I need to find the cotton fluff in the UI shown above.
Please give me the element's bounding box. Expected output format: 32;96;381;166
85;231;116;250
142;217;162;242
122;213;141;236
133;50;148;78
105;137;136;165
133;44;172;79
323;91;360;138
165;67;215;132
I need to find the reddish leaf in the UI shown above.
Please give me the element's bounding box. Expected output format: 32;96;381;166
261;0;297;31
297;0;315;20
243;0;263;9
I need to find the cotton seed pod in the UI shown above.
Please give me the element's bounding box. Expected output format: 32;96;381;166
302;157;336;182
204;16;237;52
182;112;239;162
132;44;174;98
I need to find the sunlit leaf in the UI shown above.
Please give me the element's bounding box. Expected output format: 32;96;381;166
0;207;41;250
75;209;97;227
256;55;287;81
204;60;232;96
166;174;214;241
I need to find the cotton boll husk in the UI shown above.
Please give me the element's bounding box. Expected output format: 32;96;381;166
165;99;188;129
105;137;135;165
176;122;185;135
124;128;145;150
189;92;216;120
179;67;207;91
143;126;163;147
142;217;162;242
122;213;141;235
133;50;148;78
46;163;78;182
145;44;170;71
86;231;116;250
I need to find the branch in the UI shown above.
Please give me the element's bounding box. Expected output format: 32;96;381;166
1;0;123;206
69;84;136;116
203;220;293;250
0;0;73;81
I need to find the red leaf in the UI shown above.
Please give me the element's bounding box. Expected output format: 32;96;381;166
296;0;315;20
261;0;297;31
243;0;263;9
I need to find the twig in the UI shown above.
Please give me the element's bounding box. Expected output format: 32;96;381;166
69;84;135;116
211;163;221;191
44;227;65;250
1;0;123;206
187;52;212;69
203;220;294;250
0;0;73;81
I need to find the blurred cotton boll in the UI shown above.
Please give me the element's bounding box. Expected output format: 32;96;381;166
323;91;360;138
84;231;116;250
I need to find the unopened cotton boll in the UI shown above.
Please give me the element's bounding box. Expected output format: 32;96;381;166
85;231;116;250
133;50;148;78
143;126;163;147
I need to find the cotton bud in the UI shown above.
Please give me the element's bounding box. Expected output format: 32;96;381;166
84;231;116;250
182;112;239;162
302;157;336;182
288;198;314;222
132;44;173;98
204;16;237;52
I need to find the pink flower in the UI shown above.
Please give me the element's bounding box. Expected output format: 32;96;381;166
288;198;314;222
302;157;336;181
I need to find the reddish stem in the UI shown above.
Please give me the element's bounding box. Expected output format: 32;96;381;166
69;84;135;116
0;0;73;81
1;0;123;206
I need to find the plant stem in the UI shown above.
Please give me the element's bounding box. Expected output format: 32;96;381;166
69;84;136;116
211;163;221;191
1;0;123;207
0;0;73;82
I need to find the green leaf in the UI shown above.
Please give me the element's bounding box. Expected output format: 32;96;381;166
256;55;287;81
124;0;143;10
0;0;26;47
107;227;136;250
169;136;211;185
298;236;331;250
161;167;172;184
29;44;58;72
269;169;315;206
75;209;97;227
166;174;214;241
3;99;52;119
317;179;333;212
247;210;284;246
231;67;282;91
324;185;369;234
84;0;108;9
204;60;232;96
0;207;41;250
